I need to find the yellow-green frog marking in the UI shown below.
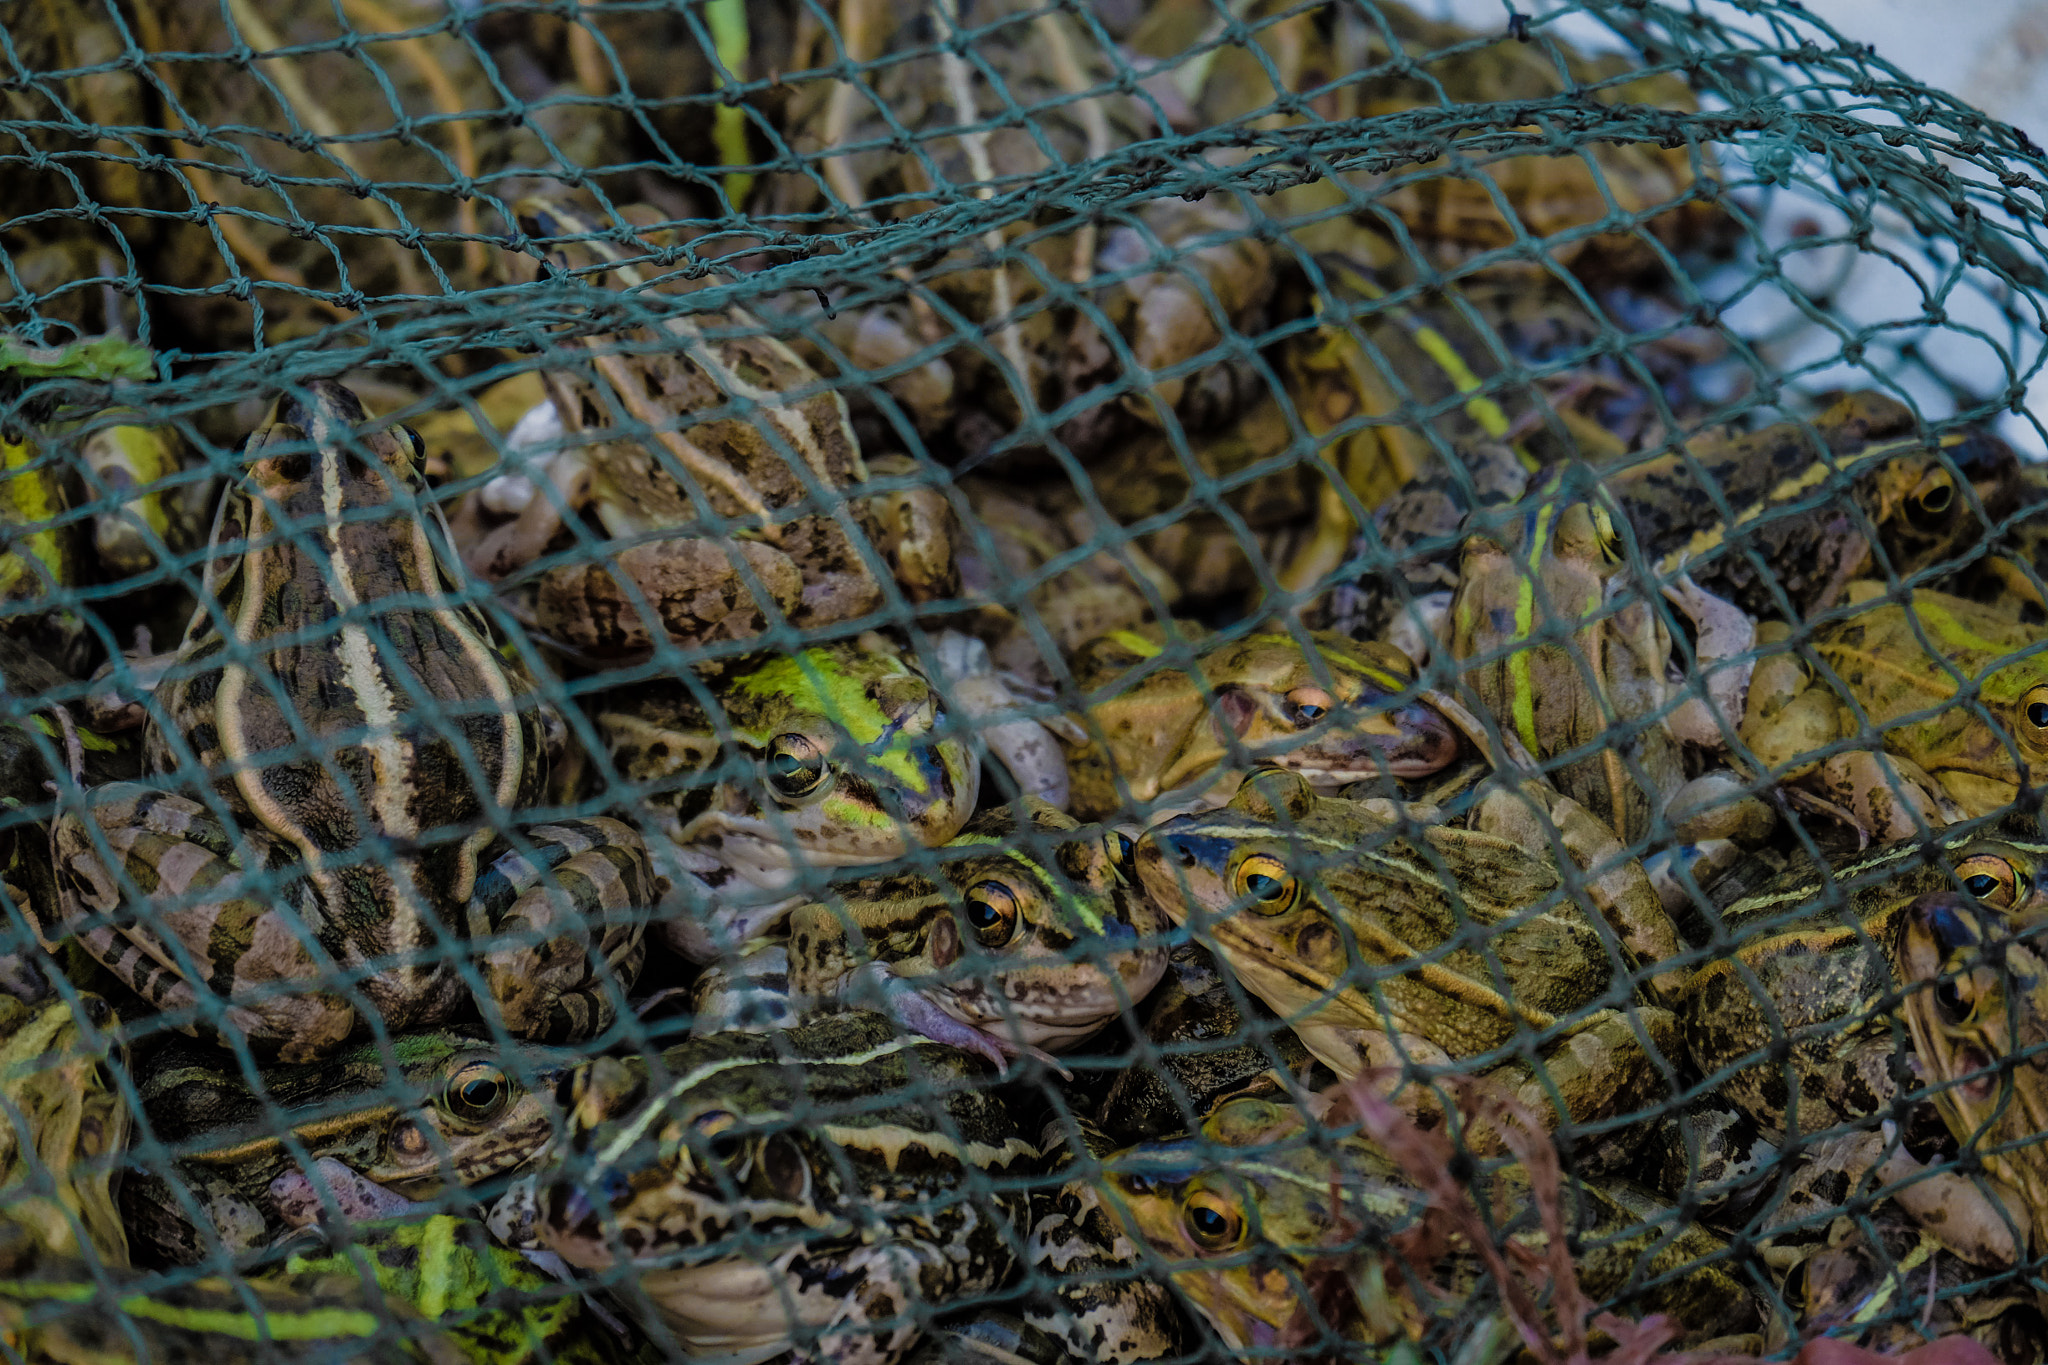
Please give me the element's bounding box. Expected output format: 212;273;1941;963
599;638;981;960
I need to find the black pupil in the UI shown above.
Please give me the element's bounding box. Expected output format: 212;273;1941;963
1191;1206;1229;1237
1114;835;1133;865
772;751;811;779
460;1078;500;1110
1297;704;1324;722
1936;979;1968;1021
2030;702;2048;728
1918;485;1953;512
1966;874;1999;898
969;897;1002;928
1247;873;1283;900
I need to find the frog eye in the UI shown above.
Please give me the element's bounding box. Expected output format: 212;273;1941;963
1954;854;2025;909
964;880;1021;948
1285;687;1334;727
1905;466;1957;528
401;425;426;463
2021;684;2048;740
750;1134;812;1204
443;1062;510;1123
765;734;829;798
1232;853;1299;915
1183;1189;1244;1251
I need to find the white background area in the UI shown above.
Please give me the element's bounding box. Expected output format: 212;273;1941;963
1418;0;2048;455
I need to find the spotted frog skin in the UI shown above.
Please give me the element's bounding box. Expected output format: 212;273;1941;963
1131;769;1682;1132
787;800;1169;1067
1097;1095;1755;1351
42;381;658;1060
598;638;980;960
467;196;958;654
1738;588;2048;839
533;1011;1036;1365
122;1031;575;1265
1061;624;1463;822
1683;819;2048;1142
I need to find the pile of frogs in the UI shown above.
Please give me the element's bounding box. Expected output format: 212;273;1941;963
6;2;2048;1364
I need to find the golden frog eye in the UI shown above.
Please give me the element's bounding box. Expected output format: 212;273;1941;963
443;1062;510;1123
1905;465;1957;528
1183;1189;1244;1251
963;880;1022;948
2020;684;2048;741
1232;853;1299;915
1285;687;1334;727
765;734;829;799
1953;853;2025;909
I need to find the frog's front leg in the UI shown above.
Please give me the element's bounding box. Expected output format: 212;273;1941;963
44;783;356;1060
1813;751;1966;843
1659;562;1756;750
1472;781;1687;1004
464;817;657;1042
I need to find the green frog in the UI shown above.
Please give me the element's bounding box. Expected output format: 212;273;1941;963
1448;478;1759;845
122;1031;575;1265
1738;588;2048;840
1061;623;1465;823
0;989;129;1266
1898;890;2048;1255
529;1011;1036;1365
1130;769;1683;1133
786;800;1168;1069
41;381;660;1061
1683;820;2048;1143
1607;391;2022;621
597;637;981;960
462;196;958;654
1096;1094;1755;1352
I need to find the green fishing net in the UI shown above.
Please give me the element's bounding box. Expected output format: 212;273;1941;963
2;0;2048;1360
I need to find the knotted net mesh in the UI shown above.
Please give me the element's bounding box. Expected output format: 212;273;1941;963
3;0;2048;1360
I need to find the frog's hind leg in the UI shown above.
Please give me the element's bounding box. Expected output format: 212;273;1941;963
467;816;658;1042
44;784;357;1061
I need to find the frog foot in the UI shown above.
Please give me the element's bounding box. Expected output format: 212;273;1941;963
268;1158;419;1236
1386;591;1452;668
461;448;593;583
841;963;1070;1078
932;631;1071;809
469;817;656;1043
1659;559;1755;749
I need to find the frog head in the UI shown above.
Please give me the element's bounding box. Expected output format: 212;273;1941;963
536;1014;1029;1363
800;800;1170;1057
1130;769;1588;1058
1075;627;1465;807
668;644;981;889
1097;1096;1418;1352
1899;889;2048;1250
